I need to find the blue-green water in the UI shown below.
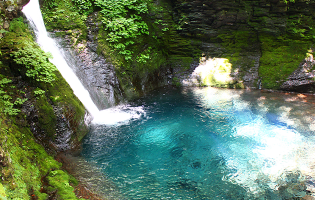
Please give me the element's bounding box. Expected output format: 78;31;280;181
82;87;315;199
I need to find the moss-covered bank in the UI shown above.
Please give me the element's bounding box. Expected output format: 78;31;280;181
0;2;90;199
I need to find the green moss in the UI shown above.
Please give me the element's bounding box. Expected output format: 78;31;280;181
42;0;86;31
216;30;259;78
0;183;7;200
168;56;193;69
196;30;259;88
0;118;61;199
172;77;181;87
47;170;79;199
41;0;87;45
0;58;83;200
259;33;310;89
42;71;87;141
217;30;254;52
34;95;57;138
0;10;87;199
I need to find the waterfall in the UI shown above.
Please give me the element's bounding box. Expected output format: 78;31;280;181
22;0;145;125
22;0;99;117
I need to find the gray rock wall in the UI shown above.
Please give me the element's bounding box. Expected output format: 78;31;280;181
170;0;315;92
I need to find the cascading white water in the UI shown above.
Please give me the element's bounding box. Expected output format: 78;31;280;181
22;0;145;124
22;0;99;117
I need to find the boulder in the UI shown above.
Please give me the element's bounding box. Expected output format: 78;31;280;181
281;54;315;93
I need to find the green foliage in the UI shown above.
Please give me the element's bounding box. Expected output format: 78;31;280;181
33;88;46;97
0;29;8;34
1;17;57;85
42;0;199;99
95;0;150;61
284;0;295;4
42;0;59;9
72;0;93;15
8;17;27;33
136;47;151;63
0;77;27;116
172;77;181;87
11;43;57;84
287;14;315;40
42;0;87;32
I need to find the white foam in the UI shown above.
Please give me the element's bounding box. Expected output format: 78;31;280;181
92;105;145;125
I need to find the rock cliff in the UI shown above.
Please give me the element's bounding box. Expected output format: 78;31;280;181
41;0;315;94
170;0;315;91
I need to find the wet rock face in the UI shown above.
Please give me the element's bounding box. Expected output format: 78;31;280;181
170;0;315;90
53;13;124;110
82;13;124;109
171;0;298;39
14;77;84;153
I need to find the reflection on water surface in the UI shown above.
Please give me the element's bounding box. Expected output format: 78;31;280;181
81;87;315;199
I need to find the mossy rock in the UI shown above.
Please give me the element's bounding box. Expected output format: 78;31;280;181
42;71;87;142
0;118;61;199
41;0;87;31
34;95;57;138
259;33;311;89
0;183;7;200
47;170;79;199
0;12;86;199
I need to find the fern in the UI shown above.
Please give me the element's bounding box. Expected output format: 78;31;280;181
11;41;57;84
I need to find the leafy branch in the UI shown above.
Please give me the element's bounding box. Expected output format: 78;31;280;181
94;0;150;61
10;42;57;84
0;77;27;116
